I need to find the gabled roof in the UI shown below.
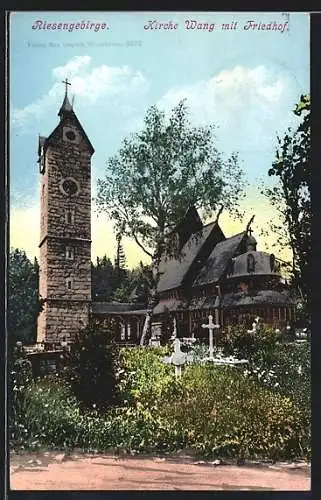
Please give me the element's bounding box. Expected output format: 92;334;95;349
157;221;224;293
45;113;95;155
193;232;246;286
175;205;203;250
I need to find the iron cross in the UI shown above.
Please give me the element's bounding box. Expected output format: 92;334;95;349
62;78;71;93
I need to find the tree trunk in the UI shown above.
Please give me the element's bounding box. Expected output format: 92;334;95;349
139;308;152;346
139;248;162;346
139;285;159;346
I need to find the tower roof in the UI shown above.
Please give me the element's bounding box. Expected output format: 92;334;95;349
58;78;74;118
42;78;94;155
58;93;73;117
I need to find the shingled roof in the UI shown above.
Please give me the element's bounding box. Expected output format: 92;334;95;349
220;290;296;308
193;232;246;287
153;299;187;315
157;222;223;293
91;302;146;314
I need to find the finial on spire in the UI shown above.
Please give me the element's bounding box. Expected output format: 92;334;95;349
58;78;73;118
246;215;255;232
62;78;71;96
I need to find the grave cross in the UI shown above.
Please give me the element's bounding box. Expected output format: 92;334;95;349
202;314;220;359
171;338;186;377
172;317;177;339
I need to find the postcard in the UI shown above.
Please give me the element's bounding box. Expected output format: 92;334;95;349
8;10;310;492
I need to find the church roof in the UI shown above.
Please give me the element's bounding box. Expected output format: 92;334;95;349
193;232;246;286
153;299;186;315
157;221;224;293
91;302;146;314
175;205;203;249
220;290;296;308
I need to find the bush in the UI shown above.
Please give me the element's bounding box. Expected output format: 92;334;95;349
219;325;281;365
10;346;310;461
117;345;173;406
63;319;120;411
160;364;309;460
9;356;34;445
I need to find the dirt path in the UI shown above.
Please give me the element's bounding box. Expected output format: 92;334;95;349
10;451;310;491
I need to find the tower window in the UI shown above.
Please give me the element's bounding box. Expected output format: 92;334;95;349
66;246;74;260
65;209;74;225
66;278;73;291
247;253;255;273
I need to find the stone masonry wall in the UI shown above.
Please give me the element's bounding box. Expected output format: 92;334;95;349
44;299;90;342
37;114;93;343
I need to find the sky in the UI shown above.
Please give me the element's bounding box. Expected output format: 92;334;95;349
9;11;310;268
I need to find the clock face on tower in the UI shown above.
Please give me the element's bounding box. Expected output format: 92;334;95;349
59;177;80;197
63;126;81;144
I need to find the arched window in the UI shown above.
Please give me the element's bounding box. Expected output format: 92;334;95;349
247;253;255;273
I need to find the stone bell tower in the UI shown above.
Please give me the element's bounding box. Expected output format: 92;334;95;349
37;79;94;343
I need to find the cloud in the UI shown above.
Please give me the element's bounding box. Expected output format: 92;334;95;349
157;65;300;153
11;55;149;128
52;55;92;79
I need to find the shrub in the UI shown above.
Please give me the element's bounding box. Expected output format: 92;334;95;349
63;319;120;411
117;345;173;406
10;346;310;461
159;364;309;460
219;325;281;365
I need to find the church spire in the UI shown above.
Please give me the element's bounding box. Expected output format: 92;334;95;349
58;78;73;118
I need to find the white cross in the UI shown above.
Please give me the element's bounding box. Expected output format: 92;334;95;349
202;314;220;359
170;317;177;341
173;317;177;338
172;338;186;377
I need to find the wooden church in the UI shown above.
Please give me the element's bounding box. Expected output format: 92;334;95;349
150;206;296;340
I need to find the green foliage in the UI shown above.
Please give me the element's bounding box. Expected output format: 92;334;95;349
97;100;245;341
117;346;173;406
97;100;244;261
257;342;311;416
63;320;120;411
10;346;310;460
219;325;281;365
160;364;307;460
219;325;310;432
9;344;34;445
262;94;311;312
8;249;41;343
91;255;150;304
126;262;153;304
